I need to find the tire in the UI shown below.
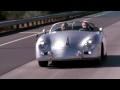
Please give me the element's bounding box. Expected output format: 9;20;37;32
38;61;48;67
96;43;104;65
104;53;107;59
101;43;104;59
96;57;102;65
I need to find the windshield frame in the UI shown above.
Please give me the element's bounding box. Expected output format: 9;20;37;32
49;21;96;33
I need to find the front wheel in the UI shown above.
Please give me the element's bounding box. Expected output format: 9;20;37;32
38;61;48;67
96;58;102;65
104;53;107;59
96;43;104;65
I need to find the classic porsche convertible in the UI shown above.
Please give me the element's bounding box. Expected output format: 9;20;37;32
35;21;107;67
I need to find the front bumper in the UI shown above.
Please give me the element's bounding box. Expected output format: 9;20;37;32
36;48;100;61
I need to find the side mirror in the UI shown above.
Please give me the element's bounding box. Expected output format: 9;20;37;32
99;27;103;32
43;29;46;34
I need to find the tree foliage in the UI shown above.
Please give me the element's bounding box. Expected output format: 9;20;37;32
0;11;67;21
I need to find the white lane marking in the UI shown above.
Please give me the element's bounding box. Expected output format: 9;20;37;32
0;32;42;47
94;11;114;17
20;32;41;34
81;11;114;21
82;18;92;21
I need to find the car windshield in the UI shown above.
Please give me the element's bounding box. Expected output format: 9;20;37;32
49;21;83;32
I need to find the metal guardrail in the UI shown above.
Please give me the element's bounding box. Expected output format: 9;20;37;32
0;11;99;33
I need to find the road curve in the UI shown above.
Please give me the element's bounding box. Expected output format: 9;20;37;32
1;11;120;79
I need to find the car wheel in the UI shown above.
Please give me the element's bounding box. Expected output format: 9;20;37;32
101;43;104;59
38;61;48;67
104;53;107;59
97;43;104;65
96;57;102;65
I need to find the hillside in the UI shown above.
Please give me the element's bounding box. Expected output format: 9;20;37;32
0;11;67;21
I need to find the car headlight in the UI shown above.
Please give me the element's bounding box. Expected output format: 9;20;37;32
85;39;95;49
39;41;48;50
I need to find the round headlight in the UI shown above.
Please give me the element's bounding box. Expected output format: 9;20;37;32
88;40;93;44
39;41;48;50
85;39;95;49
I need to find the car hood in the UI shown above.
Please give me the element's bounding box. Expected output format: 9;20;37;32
47;31;97;48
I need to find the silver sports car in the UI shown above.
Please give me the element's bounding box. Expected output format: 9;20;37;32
36;21;107;67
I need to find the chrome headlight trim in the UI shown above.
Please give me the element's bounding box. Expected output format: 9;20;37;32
39;41;48;50
85;39;95;50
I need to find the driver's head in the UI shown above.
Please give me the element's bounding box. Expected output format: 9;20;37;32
82;21;89;29
61;22;68;31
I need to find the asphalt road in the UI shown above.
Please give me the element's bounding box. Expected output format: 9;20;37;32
1;11;120;79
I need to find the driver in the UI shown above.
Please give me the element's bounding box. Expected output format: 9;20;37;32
81;21;89;30
61;22;69;31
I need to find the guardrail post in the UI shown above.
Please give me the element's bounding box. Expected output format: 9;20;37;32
45;19;47;23
24;23;27;28
12;25;17;30
48;19;50;23
37;21;40;25
34;21;36;26
52;18;54;22
41;20;44;24
29;22;32;27
39;21;42;24
19;24;23;28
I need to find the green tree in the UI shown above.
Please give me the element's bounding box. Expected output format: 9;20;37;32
0;11;68;21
